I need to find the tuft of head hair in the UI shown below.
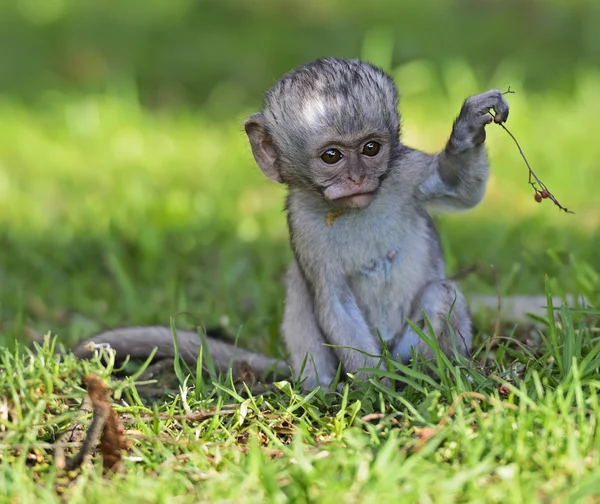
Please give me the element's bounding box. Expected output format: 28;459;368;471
262;58;400;159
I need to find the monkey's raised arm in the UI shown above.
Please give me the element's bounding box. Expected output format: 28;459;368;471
417;90;509;211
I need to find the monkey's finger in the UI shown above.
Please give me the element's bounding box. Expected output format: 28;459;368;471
480;114;493;126
468;114;492;132
492;99;510;124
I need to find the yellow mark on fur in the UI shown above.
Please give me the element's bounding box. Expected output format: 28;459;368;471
325;211;344;226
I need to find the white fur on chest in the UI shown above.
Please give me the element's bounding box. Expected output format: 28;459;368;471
339;210;432;340
291;191;436;341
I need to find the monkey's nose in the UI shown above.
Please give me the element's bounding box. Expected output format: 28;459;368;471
349;174;365;185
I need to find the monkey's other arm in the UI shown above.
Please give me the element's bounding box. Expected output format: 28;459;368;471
281;261;339;389
306;264;385;379
284;219;387;385
417;89;509;211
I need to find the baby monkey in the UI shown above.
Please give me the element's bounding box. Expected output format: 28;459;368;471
74;58;509;390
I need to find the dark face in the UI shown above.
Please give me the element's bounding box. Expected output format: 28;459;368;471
306;129;391;209
245;112;395;210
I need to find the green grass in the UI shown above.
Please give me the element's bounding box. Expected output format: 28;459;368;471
2;304;600;502
0;61;599;502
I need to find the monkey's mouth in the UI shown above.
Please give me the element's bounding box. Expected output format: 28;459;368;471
322;175;383;209
331;192;376;209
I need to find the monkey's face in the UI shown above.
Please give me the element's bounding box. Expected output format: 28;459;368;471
307;130;392;209
246;112;397;210
245;58;401;209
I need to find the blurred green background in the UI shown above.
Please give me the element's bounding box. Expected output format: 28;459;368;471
0;0;598;350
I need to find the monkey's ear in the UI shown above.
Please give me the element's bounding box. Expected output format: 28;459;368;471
244;113;282;183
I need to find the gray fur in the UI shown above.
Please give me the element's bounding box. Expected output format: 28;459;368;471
247;57;508;388
73;58;509;391
73;326;289;380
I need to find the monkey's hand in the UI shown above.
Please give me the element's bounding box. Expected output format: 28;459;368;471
417;90;508;210
448;90;509;154
313;283;384;378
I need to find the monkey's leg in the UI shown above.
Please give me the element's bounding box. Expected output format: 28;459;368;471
282;262;339;390
392;280;472;364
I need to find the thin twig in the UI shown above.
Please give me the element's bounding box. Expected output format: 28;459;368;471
64;404;110;471
2;442;85;451
132;409;237;422
449;264;478;281
55;397;93;470
55;374;129;473
492;87;573;214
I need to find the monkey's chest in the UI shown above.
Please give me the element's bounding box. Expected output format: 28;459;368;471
346;237;432;341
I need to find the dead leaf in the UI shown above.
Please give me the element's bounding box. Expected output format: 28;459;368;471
86;374;130;472
56;374;129;474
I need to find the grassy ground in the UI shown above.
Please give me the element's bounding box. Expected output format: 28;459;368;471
1;62;599;502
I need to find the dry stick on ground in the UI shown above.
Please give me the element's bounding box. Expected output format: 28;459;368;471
133;408;238;423
57;397;109;472
87;374;130;472
449;264;478;282
493;88;573;214
54;398;93;470
56;374;129;473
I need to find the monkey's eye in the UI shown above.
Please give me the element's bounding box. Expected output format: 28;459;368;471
362;141;381;156
321;149;343;164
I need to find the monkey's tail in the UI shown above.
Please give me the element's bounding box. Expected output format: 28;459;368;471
72;326;290;380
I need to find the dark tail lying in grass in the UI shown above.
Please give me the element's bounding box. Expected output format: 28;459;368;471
72;326;291;381
72;295;568;381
